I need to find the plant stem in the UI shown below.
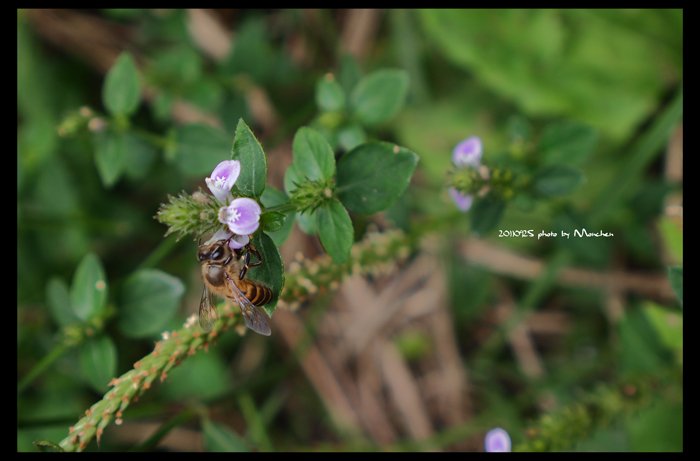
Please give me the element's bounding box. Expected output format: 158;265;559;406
137;236;181;271
56;228;415;452
514;371;681;451
238;393;274;452
590;87;683;226
18;343;72;394
472;251;571;372
264;201;297;215
132;127;171;150
128;408;198;451
19;306;115;396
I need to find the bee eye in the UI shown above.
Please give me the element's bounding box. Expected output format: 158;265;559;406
211;247;224;260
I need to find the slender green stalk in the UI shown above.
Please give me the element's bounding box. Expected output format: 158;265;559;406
19;308;115;395
473;251;571;370
129;408;198;451
590;88;683;225
137;236;180;271
264;202;296;215
514;371;681;451
132;127;173;150
238;393;274;452
18;343;72;394
56;229;414;452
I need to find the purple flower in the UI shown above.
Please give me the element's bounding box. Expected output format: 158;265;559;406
449;187;474;212
484;428;511;452
206;160;241;203
449;135;483;213
228;233;250;250
207;228;250;250
219;197;261;236
452;136;482;168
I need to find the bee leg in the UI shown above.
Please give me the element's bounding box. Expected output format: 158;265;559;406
248;246;263;267
239;251;250;280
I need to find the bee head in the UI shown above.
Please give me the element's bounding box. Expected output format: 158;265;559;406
198;240;230;264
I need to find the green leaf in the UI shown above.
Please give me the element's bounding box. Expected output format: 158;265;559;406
219;17;275;84
103;52;141;117
317;199;353;264
152;91;174;121
260;211;285;233
117;269;185;338
469;195;506;236
292;127;336;181
202;419;249;452
94;131;127;188
283;161;303;196
260;187;295;246
618;308;670;375
507;115;533;143
46;277;80;328
183;78;224;112
123;132;157;180
337;124;366;152
161;353;231;402
172;124;230;178
668;266;682;307
296;211;318;235
80;335;117;392
248;233;284;315
283;165;318;234
70;253;107;321
316;75;346;112
350;69;409;125
533;165;585;197
336;142;418;214
103;9;145;19
149;45;202;85
658;218;683;263
539;121;598;166
642;302;682;355
419;10;681;140
627;402;683;451
231;119;267;198
338;53;362;95
220;92;251;134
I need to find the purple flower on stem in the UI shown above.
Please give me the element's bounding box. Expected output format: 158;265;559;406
449;187;474;212
452;136;482;168
219;197;261;236
206;160;241;203
484;427;511;452
449;135;482;212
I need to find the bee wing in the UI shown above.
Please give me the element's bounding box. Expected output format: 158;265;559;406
198;286;218;332
224;273;272;336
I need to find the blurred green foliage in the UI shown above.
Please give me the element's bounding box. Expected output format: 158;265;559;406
18;9;682;452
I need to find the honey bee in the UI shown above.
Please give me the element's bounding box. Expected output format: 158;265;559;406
197;237;272;336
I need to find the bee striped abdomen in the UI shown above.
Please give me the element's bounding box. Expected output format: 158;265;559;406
242;281;273;306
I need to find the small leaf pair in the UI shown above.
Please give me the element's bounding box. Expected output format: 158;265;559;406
286;127;418;263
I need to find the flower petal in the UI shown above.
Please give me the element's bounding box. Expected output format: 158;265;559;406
206;160;241;203
484;428;511;452
228;234;250;250
452;136;482;168
449;187;473;212
205;228;233;245
220;197;262;235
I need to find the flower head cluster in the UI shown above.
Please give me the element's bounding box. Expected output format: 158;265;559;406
484;427;511;452
449;136;483;212
205;160;261;249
